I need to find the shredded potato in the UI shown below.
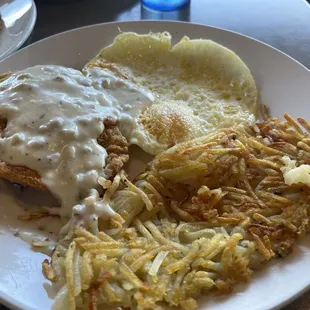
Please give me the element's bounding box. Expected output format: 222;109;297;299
48;222;252;310
43;112;310;310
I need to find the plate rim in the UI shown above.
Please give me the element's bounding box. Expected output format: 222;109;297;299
1;19;309;75
0;19;310;310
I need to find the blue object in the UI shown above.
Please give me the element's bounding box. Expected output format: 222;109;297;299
142;0;190;11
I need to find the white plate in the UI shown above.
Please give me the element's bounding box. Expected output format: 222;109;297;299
0;21;310;310
0;0;36;61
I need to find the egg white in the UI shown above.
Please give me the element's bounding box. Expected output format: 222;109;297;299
85;32;258;155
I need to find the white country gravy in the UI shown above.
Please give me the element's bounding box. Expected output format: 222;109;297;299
0;65;154;217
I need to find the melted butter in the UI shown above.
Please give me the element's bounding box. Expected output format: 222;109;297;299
0;65;154;217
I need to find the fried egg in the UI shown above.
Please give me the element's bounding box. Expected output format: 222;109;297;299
84;32;258;155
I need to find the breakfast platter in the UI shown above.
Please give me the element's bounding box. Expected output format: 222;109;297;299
0;21;310;310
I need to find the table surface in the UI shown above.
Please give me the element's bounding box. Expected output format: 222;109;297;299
3;0;310;309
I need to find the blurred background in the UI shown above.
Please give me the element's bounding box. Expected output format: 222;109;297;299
25;0;310;68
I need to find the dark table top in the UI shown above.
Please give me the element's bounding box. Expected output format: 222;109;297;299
3;0;310;309
25;0;310;69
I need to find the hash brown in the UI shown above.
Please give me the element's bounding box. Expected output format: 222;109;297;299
43;113;310;310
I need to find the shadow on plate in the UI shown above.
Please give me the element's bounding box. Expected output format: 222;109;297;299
0;179;59;210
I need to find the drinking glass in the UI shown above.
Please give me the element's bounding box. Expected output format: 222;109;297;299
142;0;190;11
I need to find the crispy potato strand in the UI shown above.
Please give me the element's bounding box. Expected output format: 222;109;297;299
47;114;310;310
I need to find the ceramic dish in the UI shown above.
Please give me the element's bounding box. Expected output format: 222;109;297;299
0;21;310;310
